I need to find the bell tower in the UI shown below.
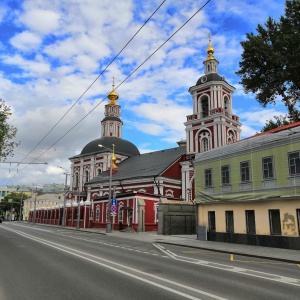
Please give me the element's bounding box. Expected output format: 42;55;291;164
185;38;241;154
181;37;241;201
101;77;123;138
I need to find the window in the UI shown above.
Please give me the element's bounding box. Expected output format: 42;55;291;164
297;209;300;236
245;210;256;234
118;204;123;222
262;157;274;179
74;173;79;189
205;169;212;187
221;165;230;185
85;170;89;182
269;209;282;235
208;211;216;231
288;151;300;176
225;211;234;233
202;138;209;152
95;207;100;222
240;161;250;182
97;169;102;176
201;96;209;117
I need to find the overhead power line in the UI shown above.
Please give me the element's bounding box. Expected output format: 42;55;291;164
0;0;167;185
2;0;212;184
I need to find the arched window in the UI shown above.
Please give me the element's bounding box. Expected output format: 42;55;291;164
227;130;236;145
96;206;100;222
202;137;209;152
97;168;102;176
200;96;209;117
224;96;230;115
74;173;79;189
85;170;89;182
118;203;124;222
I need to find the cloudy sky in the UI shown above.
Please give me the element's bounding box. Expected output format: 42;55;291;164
0;0;287;187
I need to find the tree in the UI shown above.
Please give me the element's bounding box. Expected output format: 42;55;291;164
0;99;19;160
261;115;290;132
0;192;30;220
236;0;300;122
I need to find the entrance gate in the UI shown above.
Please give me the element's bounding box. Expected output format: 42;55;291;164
163;214;196;235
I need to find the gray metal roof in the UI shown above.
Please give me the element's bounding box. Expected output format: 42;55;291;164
194;126;300;164
70;136;140;159
86;146;186;185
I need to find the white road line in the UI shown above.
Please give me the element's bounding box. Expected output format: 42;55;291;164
153;244;300;287
1;225;227;300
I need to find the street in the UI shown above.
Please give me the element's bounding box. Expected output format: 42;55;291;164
0;223;300;300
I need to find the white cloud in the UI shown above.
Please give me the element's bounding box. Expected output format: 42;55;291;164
0;0;289;186
10;31;42;51
19;8;60;34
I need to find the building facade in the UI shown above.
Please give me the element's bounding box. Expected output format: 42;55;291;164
194;123;300;249
29;39;242;234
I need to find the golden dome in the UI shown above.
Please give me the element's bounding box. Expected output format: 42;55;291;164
107;78;119;105
206;38;215;61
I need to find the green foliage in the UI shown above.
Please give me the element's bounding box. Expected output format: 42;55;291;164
236;0;300;122
0;99;19;160
0;192;30;220
261;115;290;132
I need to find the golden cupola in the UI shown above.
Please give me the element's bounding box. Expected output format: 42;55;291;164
205;37;215;61
107;79;119;105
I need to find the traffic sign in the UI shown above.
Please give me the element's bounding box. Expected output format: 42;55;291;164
111;205;117;212
111;198;117;206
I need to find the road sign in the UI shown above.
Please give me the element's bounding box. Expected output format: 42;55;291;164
111;198;117;206
111;205;117;212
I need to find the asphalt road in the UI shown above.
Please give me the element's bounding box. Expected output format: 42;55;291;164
1;223;300;300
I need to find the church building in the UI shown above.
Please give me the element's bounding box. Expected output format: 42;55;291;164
29;39;241;232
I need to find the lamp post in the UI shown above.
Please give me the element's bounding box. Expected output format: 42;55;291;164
57;166;69;228
32;189;37;223
98;144;113;233
76;197;81;230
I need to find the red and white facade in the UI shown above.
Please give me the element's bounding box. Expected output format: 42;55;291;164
181;39;241;201
29;40;241;232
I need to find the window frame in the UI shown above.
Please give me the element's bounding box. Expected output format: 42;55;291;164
262;156;274;180
202;138;209;152
221;165;230;185
288;151;300;176
269;209;282;235
95;206;100;222
240;161;250;182
225;210;234;233
245;210;256;234
204;168;212;188
208;211;216;232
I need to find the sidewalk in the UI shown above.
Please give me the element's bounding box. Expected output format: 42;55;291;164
66;226;300;264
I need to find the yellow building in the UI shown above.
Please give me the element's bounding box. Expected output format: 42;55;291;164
194;123;300;250
23;193;64;221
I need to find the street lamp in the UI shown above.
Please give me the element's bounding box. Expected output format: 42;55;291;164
98;144;113;233
57;166;69;228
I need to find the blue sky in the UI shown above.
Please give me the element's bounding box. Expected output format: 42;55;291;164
0;0;287;186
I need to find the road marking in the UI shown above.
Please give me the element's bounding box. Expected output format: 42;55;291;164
230;254;289;265
1;225;228;300
153;244;300;287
